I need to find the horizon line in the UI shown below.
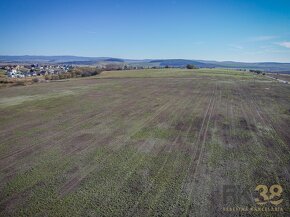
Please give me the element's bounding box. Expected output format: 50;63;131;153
0;54;290;64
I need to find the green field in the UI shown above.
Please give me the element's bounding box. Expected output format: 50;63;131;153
99;68;255;79
0;69;6;77
0;69;289;216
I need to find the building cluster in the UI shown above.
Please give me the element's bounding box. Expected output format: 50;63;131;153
2;64;73;78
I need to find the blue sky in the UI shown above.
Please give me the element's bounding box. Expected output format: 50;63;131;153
0;0;290;62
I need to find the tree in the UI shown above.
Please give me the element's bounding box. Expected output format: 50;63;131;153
249;69;262;74
186;64;196;69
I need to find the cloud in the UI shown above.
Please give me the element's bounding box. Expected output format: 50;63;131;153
228;44;243;49
277;42;290;48
250;35;277;41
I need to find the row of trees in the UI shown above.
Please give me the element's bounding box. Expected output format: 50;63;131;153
249;69;265;75
164;64;198;69
40;63;199;81
44;67;103;80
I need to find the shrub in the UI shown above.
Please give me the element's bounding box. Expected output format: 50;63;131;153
249;69;262;74
186;64;196;69
51;74;60;80
59;74;65;79
68;67;102;77
32;78;39;83
15;80;25;86
44;75;51;80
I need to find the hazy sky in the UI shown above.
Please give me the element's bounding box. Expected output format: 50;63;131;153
1;0;290;62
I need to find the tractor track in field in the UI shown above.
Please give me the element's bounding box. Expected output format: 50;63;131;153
249;95;290;178
145;86;207;216
0;89;175;206
170;83;217;216
126;83;217;217
236;82;290;179
243;83;290;155
0;78;133;139
126;112;191;216
0;88;170;205
1;73;290;216
0;80;147;157
0;99;138;176
226;83;258;205
182;83;217;217
0;87;162;172
58;98;175;197
75;95;195;217
237;83;286;160
0;102;123;162
125;85;207;217
235;82;282;203
0;96;136;157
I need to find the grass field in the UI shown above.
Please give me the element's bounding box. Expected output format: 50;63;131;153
269;74;290;82
0;69;6;78
0;69;289;216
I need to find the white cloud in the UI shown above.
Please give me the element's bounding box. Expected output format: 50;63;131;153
250;35;277;41
277;42;290;48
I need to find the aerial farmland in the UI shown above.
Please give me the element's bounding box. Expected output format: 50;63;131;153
0;68;289;216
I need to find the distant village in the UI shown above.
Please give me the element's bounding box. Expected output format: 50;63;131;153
1;64;73;78
0;63;151;79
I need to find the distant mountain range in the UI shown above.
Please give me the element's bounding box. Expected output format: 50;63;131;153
1;55;290;73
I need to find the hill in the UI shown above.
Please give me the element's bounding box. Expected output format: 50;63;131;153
1;55;290;73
